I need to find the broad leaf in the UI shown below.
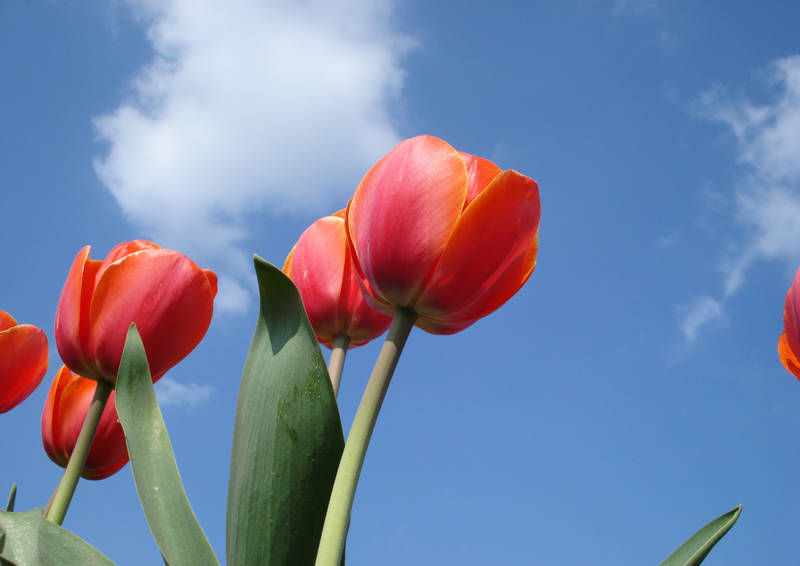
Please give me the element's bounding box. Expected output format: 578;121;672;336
659;505;742;566
0;509;113;566
116;325;220;566
226;256;344;566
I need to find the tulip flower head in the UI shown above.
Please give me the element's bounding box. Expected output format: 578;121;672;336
55;240;217;384
42;366;128;480
346;135;540;334
0;310;49;413
284;211;392;349
779;267;800;380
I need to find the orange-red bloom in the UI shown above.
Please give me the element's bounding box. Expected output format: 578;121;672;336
42;366;128;480
0;310;48;413
779;267;800;379
55;240;217;384
346;135;540;334
284;211;391;348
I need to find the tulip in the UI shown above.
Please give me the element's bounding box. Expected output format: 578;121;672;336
42;366;128;480
55;240;217;384
284;211;391;349
779;267;800;379
0;310;48;413
346;135;540;333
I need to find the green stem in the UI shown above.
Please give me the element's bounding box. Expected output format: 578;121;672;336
328;335;350;397
315;307;417;566
44;379;113;526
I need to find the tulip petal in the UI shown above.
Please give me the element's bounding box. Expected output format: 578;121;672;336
779;332;800;379
348;135;468;306
784;269;800;361
89;250;216;382
291;216;349;343
460;152;502;209
55;246;103;378
0;310;17;332
0;324;48;413
95;240;161;286
414;171;540;326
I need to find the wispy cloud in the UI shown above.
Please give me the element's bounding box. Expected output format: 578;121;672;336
678;295;724;346
155;377;214;408
682;55;800;345
93;0;412;312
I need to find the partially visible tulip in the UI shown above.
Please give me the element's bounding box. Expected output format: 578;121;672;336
0;310;48;413
55;240;217;384
346;135;540;334
284;210;392;348
42;366;128;480
779;267;800;379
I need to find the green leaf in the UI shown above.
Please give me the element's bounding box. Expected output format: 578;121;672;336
115;324;220;566
659;505;742;566
5;485;15;513
226;256;344;566
0;509;114;566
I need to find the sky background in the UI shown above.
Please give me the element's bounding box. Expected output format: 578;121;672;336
3;1;800;564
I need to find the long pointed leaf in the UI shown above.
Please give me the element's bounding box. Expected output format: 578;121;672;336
659;505;742;566
116;324;220;566
5;486;15;513
226;256;344;566
0;509;114;566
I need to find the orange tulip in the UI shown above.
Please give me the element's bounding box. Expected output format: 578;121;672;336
55;240;217;384
779;267;800;379
42;366;128;480
346;135;540;334
284;211;391;348
0;310;48;413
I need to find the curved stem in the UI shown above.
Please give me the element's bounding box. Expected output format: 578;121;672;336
44;379;113;525
315;307;417;566
328;335;350;397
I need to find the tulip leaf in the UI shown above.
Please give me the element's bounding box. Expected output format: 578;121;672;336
116;324;220;566
5;485;15;513
0;508;114;566
226;256;344;566
659;505;742;566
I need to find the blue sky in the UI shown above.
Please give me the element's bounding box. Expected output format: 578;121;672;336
3;1;800;564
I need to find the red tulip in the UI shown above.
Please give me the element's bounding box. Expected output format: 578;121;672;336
284;211;391;348
346;135;540;334
0;310;49;413
42;366;128;480
779;267;800;379
55;240;217;384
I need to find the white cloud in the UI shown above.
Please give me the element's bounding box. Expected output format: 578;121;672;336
678;296;724;346
93;0;411;312
155;377;214;407
684;55;800;345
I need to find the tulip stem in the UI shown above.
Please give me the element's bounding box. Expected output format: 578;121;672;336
44;379;113;526
328;335;350;397
315;307;417;566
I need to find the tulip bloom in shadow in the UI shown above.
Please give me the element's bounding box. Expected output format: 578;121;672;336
42;366;128;480
316;135;540;566
0;310;48;413
779;267;800;379
284;210;391;395
55;240;218;385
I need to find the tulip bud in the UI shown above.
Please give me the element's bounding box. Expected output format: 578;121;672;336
284;211;391;348
346;135;540;334
42;366;128;480
0;310;48;413
55;240;217;384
